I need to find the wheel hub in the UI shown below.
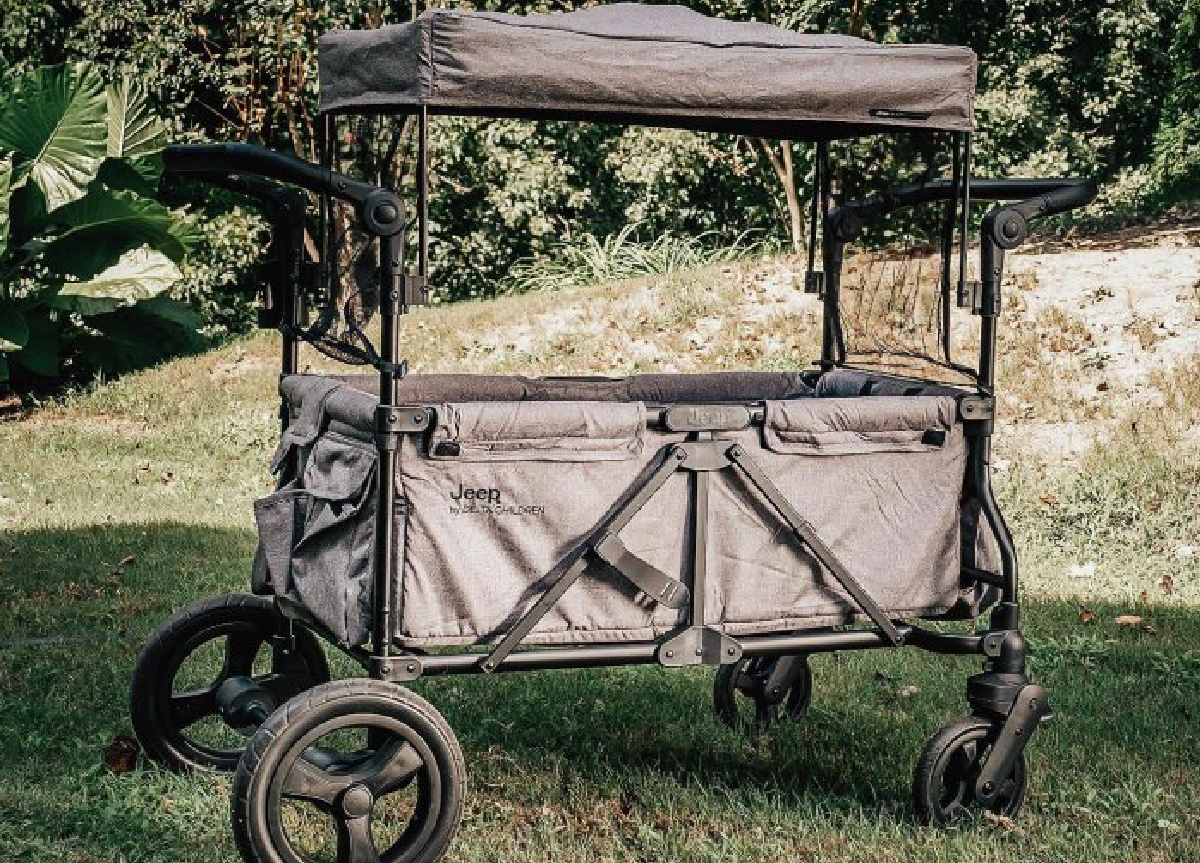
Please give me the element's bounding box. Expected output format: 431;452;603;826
340;784;374;818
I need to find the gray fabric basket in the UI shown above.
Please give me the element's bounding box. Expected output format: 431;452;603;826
256;373;998;647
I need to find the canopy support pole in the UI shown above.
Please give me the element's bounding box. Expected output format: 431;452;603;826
418;106;429;284
817;142;839;370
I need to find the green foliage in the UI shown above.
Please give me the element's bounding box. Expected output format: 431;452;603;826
0;63;204;388
1;0;1195;303
503;224;771;294
1149;0;1200;203
0;62;107;213
176;205;268;337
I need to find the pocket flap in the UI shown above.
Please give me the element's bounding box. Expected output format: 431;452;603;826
764;396;956;455
429;401;645;462
301;433;377;499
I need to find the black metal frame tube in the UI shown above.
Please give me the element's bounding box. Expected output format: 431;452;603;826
391;625;985;677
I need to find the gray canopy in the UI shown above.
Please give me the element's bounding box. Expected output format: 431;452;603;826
318;3;976;137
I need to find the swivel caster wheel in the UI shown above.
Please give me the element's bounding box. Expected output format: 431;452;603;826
233;679;466;863
130;593;330;772
913;716;1028;826
713;654;812;729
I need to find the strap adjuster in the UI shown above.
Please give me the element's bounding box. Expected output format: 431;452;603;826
593;531;690;609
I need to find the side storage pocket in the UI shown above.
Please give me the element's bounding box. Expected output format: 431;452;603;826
253;431;378;646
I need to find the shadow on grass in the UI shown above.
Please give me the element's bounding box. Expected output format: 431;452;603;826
3;523;1199;825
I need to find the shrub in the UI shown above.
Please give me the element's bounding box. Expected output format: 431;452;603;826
0;63;204;389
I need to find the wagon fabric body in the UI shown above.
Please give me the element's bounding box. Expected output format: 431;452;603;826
256;370;999;650
127;5;1100;860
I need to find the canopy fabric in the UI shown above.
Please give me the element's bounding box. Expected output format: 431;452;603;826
318;4;976;137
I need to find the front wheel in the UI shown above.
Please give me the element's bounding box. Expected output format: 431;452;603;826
912;716;1028;827
130;593;330;772
233;679;466;863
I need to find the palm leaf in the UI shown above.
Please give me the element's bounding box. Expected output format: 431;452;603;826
53;246;181;315
0;64;108;212
0;304;28;351
106;78;166;186
43;187;197;278
0;151;11;259
7;309;59;377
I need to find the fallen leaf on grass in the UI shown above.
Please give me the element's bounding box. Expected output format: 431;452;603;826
1115;615;1144;627
103;734;140;774
984;811;1017;831
1078;604;1095;624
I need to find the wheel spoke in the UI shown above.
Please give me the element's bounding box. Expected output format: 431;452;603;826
335;813;380;863
282;756;356;808
169;686;218;729
733;670;761;695
222;630;262;679
996;776;1018;805
254;671;307;703
364;739;424;796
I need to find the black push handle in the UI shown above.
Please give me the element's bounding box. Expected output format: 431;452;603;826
1004;179;1098;223
164;142;404;236
829;177;1096;241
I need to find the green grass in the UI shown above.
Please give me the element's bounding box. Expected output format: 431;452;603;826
2;255;1199;862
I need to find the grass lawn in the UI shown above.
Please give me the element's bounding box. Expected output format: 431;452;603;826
1;253;1199;862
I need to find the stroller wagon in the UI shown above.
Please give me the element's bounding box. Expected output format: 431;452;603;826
129;5;1097;861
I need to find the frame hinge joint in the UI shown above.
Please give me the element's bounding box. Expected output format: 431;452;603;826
371;654;423;682
959;395;995;423
374;404;432;450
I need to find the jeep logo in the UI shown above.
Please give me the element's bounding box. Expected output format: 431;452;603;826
449;483;501;505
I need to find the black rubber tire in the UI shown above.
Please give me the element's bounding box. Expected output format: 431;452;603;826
912;716;1028;827
130;593;330;773
232;679;466;863
713;654;812;729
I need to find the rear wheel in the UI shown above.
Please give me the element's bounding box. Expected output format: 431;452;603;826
713;654;812;729
130;593;330;772
232;679;466;863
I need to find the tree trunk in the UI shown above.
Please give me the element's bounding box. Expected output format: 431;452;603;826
756;138;805;253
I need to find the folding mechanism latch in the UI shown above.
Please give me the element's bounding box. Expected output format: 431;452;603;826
593;531;690;609
380;275;430;313
403;274;428;306
804;270;825;296
957;279;983;313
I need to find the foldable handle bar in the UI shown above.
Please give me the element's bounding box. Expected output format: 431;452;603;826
830;177;1096;242
164;142;404;237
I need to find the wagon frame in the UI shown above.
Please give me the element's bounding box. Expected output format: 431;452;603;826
129;6;1098;861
